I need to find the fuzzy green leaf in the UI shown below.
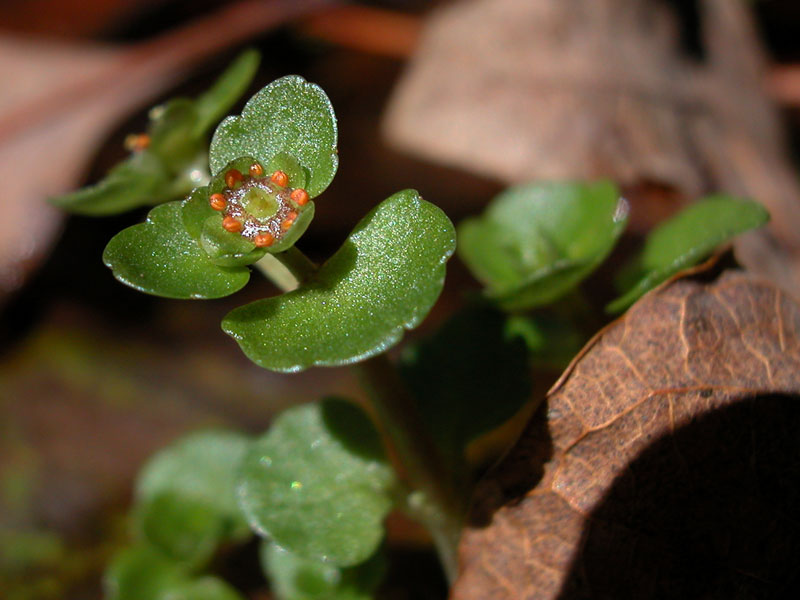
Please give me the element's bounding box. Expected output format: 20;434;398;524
223;190;455;372
135;493;223;569
194;49;260;136
607;196;769;312
458;181;628;310
103;202;251;299
210;75;338;196
401;306;531;462
136;430;252;542
262;540;385;600
49;152;170;216
238;399;395;567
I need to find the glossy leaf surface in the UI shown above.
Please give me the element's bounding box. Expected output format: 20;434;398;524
136;430;251;541
262;540;385;600
238;399;394;567
458;181;627;310
607;196;769;312
210;75;338;196
103;202;251;299
223;190;455;372
401;306;531;462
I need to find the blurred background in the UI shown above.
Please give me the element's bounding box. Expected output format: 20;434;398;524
1;0;800;597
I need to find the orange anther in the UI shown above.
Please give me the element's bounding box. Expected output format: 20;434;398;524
270;170;289;187
222;216;242;233
124;133;150;152
209;193;226;211
225;169;243;188
249;163;264;177
281;212;297;231
290;188;309;206
254;233;275;247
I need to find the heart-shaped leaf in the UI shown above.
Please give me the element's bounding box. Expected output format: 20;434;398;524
607;195;769;312
136;430;252;542
458;181;628;310
237;399;395;567
222;190;456;372
103;201;251;299
401;306;531;465
261;540;386;600
210;75;338;197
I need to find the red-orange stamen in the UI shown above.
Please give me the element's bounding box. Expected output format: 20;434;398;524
270;170;289;187
290;188;309;206
225;169;243;188
209;193;226;211
254;233;275;247
222;216;242;233
249;163;264;177
124;133;150;152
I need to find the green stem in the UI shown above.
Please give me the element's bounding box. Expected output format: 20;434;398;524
254;246;462;582
254;246;318;293
355;354;462;583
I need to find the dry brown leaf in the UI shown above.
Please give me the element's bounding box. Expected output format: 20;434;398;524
453;270;800;599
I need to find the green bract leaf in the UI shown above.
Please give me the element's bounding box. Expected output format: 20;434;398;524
49;152;169;216
458;181;628;310
105;546;185;600
401;306;531;463
136;430;252;542
103;201;251;299
262;540;385;600
222;190;456;372
135;493;223;569
237;399;395;567
607;195;769;312
148;98;204;172
210;75;338;197
194;49;260;137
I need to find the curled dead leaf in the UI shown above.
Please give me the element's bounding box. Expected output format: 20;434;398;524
453;270;800;599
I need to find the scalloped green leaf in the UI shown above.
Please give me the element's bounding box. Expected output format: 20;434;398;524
136;430;252;542
210;75;338;197
134;493;223;569
400;306;531;464
458;181;628;310
49;151;170;216
261;540;385;600
103;202;251;299
607;195;769;313
194;49;260;136
238;399;395;567
222;190;455;372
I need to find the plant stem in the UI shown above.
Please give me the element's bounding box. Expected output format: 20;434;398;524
355;354;462;583
254;246;318;292
254;245;462;582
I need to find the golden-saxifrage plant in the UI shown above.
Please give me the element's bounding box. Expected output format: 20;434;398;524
52;50;769;599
